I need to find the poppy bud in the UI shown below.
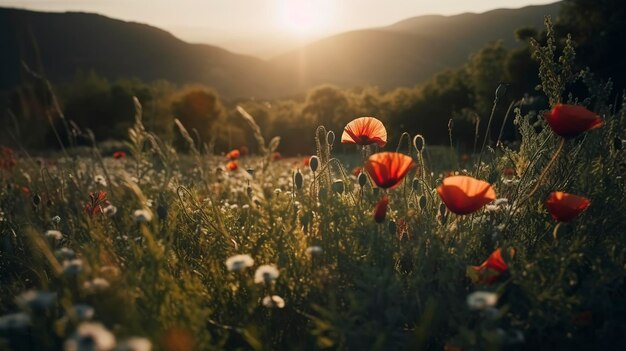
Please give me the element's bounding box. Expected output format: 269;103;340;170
374;196;389;223
318;187;327;200
412;178;420;192
157;204;168;220
358;172;367;188
388;220;397;235
309;156;319;172
32;193;41;206
326;131;335;147
294;170;304;190
332;179;344;194
419;195;427;209
613;137;623;151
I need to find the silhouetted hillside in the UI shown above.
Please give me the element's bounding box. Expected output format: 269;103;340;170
0;3;561;98
0;8;279;98
270;2;561;91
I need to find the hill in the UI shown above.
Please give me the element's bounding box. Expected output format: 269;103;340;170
0;3;561;98
270;2;561;91
0;8;279;98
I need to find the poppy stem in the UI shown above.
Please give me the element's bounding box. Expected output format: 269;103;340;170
522;138;566;202
552;222;562;241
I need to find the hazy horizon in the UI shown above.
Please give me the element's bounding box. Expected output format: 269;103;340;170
1;0;559;57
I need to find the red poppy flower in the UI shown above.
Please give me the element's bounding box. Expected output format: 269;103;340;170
467;248;514;285
226;160;239;171
437;176;496;215
545;191;590;222
544;104;603;138
303;156;311;166
374;196;389;223
0;146;17;170
352;166;363;177
85;191;108;216
364;152;414;189
113;151;126;159
226;149;240;160
272;152;281;160
341;117;387;147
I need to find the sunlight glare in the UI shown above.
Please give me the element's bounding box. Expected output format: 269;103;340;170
279;0;336;35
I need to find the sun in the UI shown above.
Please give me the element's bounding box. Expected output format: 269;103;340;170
279;0;336;36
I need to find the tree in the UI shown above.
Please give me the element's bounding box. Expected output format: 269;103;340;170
171;86;224;149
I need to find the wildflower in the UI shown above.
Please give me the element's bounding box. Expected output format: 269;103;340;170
133;209;153;223
294;170;304;190
545;191;590;222
45;229;63;240
262;295;286;309
544;104;603;138
309;156;319;172
341;117;387;147
254;265;280;284
64;322;116;351
224;254;254;272
0;312;30;331
364;152;414;189
374;196;389;223
466;291;498;310
95;175;107;187
103;205;118;217
226;149;240;160
437;176;496;215
52;215;61;223
83;278;111;293
56;247;76;259
16;290;57;310
113;151;126;159
272;151;282;160
331;179;344;194
85;191;109;216
306;246;323;256
226;160;238;171
467;248;514;285
63;259;84;276
115;338;152;351
71;304;95;321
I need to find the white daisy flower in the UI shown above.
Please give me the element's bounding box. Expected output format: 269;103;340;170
262;295;285;309
94;175;107;187
133;209;153;223
71;304;95;321
306;246;323;256
103;205;118;217
0;312;31;330
63;259;84;276
83;278;111;293
45;229;63;240
115;337;152;351
64;322;116;351
467;291;498;311
254;265;279;284
16;290;57;310
224;254;254;272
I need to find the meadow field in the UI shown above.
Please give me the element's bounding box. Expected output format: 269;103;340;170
1;14;626;351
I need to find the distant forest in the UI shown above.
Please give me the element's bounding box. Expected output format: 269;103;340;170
1;0;624;155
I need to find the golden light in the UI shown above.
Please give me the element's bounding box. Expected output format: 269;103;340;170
279;0;336;35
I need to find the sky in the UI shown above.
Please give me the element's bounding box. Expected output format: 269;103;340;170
0;0;559;57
